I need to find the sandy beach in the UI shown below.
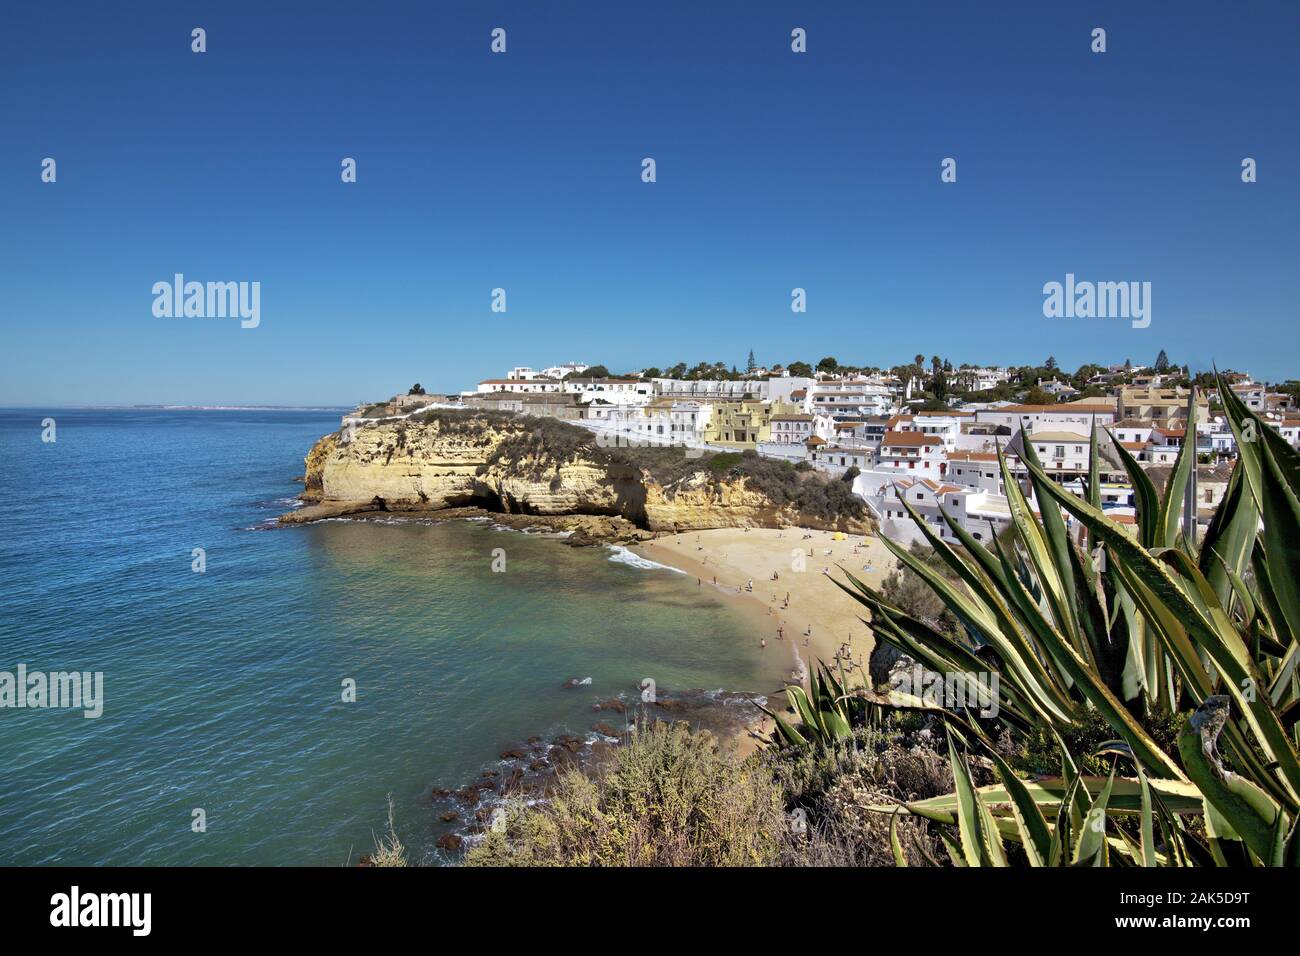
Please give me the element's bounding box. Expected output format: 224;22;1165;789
632;527;900;686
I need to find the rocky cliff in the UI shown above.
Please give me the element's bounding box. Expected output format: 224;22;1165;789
283;411;874;536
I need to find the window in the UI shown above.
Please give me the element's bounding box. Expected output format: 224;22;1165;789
1054;446;1065;458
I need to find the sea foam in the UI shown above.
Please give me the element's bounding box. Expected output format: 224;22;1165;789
606;545;686;574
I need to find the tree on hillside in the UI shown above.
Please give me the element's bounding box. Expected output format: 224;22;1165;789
816;356;839;374
567;364;609;380
1045;356;1058;371
408;383;425;395
640;367;662;379
1154;349;1170;372
746;349;757;374
787;361;813;377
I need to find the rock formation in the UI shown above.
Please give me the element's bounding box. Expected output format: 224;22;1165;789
282;411;874;536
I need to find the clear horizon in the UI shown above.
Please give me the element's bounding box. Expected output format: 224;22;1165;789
3;0;1297;406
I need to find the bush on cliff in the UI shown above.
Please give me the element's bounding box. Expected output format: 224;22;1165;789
463;720;786;867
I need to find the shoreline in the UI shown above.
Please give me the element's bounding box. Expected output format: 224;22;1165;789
630;527;898;686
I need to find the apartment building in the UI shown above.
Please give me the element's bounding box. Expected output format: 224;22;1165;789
974;403;1115;433
768;412;835;445
1117;386;1207;423
475;378;565;395
702;400;800;448
876;431;948;479
652;378;769;401
808;379;894;420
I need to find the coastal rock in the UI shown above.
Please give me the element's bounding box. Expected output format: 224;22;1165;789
283;412;875;537
439;810;459;822
592;721;620;737
436;833;463;852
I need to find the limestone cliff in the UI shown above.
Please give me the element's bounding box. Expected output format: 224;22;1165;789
282;411;874;536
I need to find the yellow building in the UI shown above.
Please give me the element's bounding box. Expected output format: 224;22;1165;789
1117;386;1208;424
702;400;801;449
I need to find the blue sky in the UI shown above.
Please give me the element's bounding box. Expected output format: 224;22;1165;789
2;0;1297;406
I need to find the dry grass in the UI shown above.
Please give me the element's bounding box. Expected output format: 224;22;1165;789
464;720;787;867
366;795;408;867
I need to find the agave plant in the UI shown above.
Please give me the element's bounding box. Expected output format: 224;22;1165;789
759;662;859;747
830;371;1300;866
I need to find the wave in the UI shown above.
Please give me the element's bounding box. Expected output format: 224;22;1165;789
605;545;687;574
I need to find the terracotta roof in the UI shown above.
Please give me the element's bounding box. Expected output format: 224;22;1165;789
948;451;998;462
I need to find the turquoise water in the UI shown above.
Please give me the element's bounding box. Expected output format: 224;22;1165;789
0;409;784;865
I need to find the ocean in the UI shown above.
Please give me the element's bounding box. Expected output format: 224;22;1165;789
0;408;787;865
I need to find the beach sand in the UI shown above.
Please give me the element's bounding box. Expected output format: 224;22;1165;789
633;527;900;757
632;526;899;684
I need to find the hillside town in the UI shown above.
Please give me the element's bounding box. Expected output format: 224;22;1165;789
354;353;1300;548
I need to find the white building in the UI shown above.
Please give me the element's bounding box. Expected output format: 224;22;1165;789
769;412;835;444
871;478;1011;547
808;379;894;421
563;378;654;405
876;431;949;479
652;378;770;401
974;403;1115;434
542;362;589;379
476;378;564;394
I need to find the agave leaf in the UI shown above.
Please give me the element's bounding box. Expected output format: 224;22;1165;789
1088;419;1101;512
1017;435;1087;658
1106;426;1161;548
889;809;909;867
947;730;992;865
756;702;807;747
1028;460;1300;801
1155;388;1198;550
986;538;1186;779
1137;763;1158;867
851;531;1074;724
884;775;1205;818
985;745;1052;866
1218;374;1300;650
1178;719;1282;862
1072;768;1115;866
1199;461;1259;609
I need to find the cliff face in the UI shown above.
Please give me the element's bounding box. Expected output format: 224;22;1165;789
285;415;873;535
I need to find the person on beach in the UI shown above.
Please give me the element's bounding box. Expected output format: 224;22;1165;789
760;638;767;648
777;625;784;641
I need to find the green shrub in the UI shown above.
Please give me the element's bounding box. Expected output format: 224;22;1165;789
464;721;786;867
